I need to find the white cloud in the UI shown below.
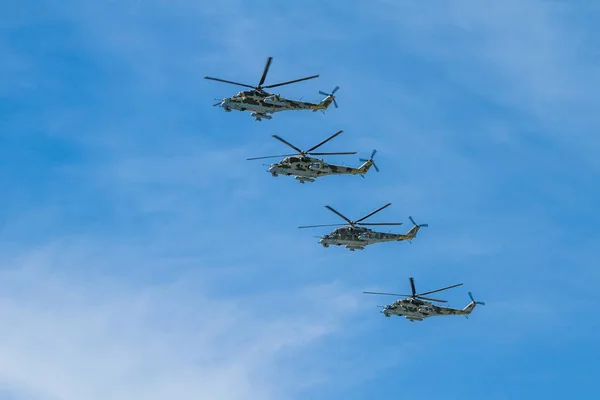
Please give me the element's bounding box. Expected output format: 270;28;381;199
0;247;363;400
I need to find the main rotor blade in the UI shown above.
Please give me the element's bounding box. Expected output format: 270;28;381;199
272;135;303;154
417;283;463;297
416;296;448;303
357;222;403;226
246;153;298;161
355;203;392;223
308;152;357;156
298;224;347;229
305;130;343;153
324;205;354;225
262;74;319;89
204;76;255;89
257;56;273;88
363;291;411;297
410;277;417;297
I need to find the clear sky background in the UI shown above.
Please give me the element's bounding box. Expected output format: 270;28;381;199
1;0;599;399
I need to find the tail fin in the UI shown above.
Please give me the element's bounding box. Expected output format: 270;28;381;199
404;216;428;241
358;149;379;174
316;86;339;110
462;292;485;315
358;160;373;174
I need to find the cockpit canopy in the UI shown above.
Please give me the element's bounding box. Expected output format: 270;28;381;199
286;156;312;164
331;226;370;234
233;90;258;98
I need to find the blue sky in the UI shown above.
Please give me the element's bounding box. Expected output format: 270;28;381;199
1;0;599;398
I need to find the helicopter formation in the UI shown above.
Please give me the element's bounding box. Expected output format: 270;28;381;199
205;56;484;323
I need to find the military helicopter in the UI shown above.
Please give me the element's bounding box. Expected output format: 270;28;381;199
205;56;338;121
363;277;485;322
246;130;378;183
298;203;427;251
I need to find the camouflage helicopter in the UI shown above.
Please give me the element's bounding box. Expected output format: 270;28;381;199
205;56;338;121
246;130;379;184
363;277;485;322
298;203;428;251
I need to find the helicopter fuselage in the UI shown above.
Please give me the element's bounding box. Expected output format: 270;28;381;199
268;157;372;183
318;226;409;251
216;90;328;120
381;298;475;322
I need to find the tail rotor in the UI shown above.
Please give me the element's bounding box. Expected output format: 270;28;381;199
468;292;486;306
319;86;339;108
359;149;379;172
408;216;428;229
405;216;428;244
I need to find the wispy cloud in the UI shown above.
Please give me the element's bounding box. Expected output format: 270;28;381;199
366;0;600;167
0;249;366;400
